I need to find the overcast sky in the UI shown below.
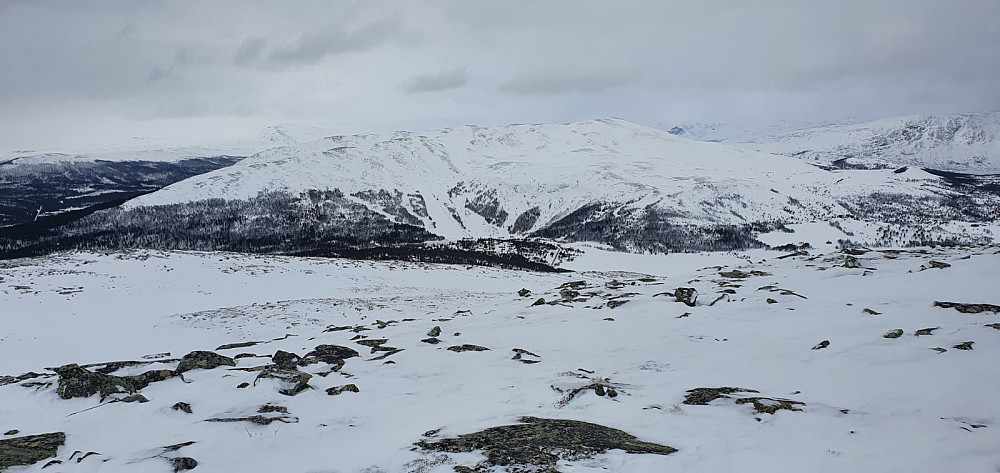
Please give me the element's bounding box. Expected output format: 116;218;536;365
1;0;999;150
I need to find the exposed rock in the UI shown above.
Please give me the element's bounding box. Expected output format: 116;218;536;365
734;397;805;414
299;345;359;370
326;384;360;396
932;347;948;353
118;394;149;403
421;337;441;344
933;301;1000;314
719;269;771;278
672;287;698;307
52;364;174;400
883;329;904;339
766;298;777;304
517;288;531;297
928;260;951;269
253;368;312;396
172;402;193;414
205;414;296;426
215;341;259;350
0;432;65;470
683;387;759;405
236;382;249;389
863;308;881;315
174;351;235;375
271;350;302;370
511;348;541;364
2;431;17;436
986;323;1000;330
427;326;442;337
415;417;675;472
531;297;547;306
447;344;490;353
356;339;389;352
607;299;628;309
915;327;940;336
257;404;288;414
953;341;975;350
171;456;198;472
844;256;862;268
812;340;830;350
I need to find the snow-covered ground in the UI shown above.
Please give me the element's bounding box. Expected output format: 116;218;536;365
2;246;998;472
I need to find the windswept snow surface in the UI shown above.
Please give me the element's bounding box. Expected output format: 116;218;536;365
1;246;998;472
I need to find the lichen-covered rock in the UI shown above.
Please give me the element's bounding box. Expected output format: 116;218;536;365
0;432;65;470
170;456;198;472
271;350;301;370
734;396;805;414
517;288;531;297
673;288;698;307
683;387;759;405
253;368;311;396
421;337;441;344
326;384;360;395
915;327;940;336
447;344;490;352
52;364;174;400
415;417;675;472
933;301;1000;314
174;351;235;374
299;345;359;370
883;329;904;339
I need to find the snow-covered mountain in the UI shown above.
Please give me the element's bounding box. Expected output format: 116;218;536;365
669;112;1000;173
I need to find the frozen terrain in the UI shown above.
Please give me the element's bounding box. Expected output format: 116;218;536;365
1;245;998;472
669;112;1000;173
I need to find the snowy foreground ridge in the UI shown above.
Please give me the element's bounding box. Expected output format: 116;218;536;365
1;245;999;472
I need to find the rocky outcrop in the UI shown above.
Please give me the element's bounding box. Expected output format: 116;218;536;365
174;351;236;374
52;364;173;400
0;432;65;470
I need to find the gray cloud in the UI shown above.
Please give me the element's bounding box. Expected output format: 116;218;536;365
0;0;998;150
265;20;403;67
402;68;469;93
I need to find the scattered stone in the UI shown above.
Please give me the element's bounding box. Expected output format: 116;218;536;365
607;299;628;309
427;326;442;337
863;308;881;315
41;459;62;468
511;348;541;364
271;350;302;369
933;301;1000;314
174;351;235;375
52;364;174;400
986;323;1000;330
215;341;259;350
928;260;951;269
257;404;288;414
74;451;101;463
932;347;947;353
883;329;904;339
915;327;940;336
421;337;441;344
168;402;193;414
953;341;975;350
369;348;404;361
518;288;531;297
531;297;546;306
205;407;298;425
559;288;580;301
236;382;249;389
559;281;588;290
233;353;260;360
0;372;48;387
812;340;830;350
253;368;312;396
603;317;614;321
842;248;868;255
447;344;490;353
415;417;675;472
142;352;171;360
3;430;17;436
326;384;360;396
766;298;777;304
170;456;198;472
356;339;389;352
0;432;65;470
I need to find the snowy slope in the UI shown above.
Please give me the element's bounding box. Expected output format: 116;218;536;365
122;119;996;247
1;246;998;471
670;112;1000;173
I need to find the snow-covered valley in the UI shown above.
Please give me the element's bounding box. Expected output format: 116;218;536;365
1;245;998;472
